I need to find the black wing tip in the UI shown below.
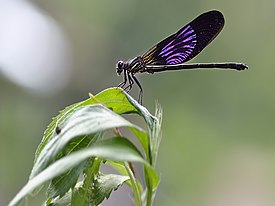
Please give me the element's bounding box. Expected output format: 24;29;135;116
190;10;225;34
203;10;224;17
196;10;224;18
199;10;224;25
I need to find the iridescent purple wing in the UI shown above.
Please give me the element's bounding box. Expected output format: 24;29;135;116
142;10;224;65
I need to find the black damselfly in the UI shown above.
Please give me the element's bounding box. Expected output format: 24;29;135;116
116;10;248;103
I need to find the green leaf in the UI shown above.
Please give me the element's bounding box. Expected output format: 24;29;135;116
9;137;152;206
47;174;129;206
123;92;160;160
89;174;129;205
123;95;162;205
46;161;86;199
35;87;138;163
35;100;91;163
46;182;83;206
92;87;139;115
47;133;103;198
106;161;143;192
105;161;128;177
128;126;149;158
47;192;71;206
30;104;145;179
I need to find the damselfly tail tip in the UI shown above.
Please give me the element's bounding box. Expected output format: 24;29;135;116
235;63;248;71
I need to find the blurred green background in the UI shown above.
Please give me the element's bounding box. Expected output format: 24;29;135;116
1;0;274;205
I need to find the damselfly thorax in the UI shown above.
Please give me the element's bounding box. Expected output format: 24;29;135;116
117;56;147;74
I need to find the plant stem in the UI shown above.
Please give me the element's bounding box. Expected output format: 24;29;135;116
124;162;141;206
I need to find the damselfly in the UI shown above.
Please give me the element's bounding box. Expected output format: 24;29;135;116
116;10;248;104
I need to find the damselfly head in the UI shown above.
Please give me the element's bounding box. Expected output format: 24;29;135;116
116;60;127;75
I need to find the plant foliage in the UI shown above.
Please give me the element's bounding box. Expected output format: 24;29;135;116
9;87;162;206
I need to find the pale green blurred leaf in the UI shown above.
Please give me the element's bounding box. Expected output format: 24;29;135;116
9;137;148;206
31;104;144;179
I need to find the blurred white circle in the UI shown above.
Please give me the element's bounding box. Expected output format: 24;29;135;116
0;0;72;94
